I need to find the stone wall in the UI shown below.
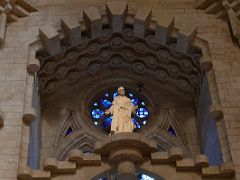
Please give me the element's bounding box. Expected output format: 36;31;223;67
0;0;239;179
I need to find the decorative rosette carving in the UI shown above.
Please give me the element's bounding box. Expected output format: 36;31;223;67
155;69;168;82
133;62;146;74
88;63;102;75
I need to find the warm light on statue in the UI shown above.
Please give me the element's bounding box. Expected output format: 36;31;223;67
105;86;137;134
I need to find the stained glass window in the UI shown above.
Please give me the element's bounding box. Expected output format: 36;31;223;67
99;173;154;180
64;127;73;136
91;90;149;131
138;174;155;180
168;126;177;136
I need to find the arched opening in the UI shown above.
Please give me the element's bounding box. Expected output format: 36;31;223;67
24;2;226;176
91;169;165;180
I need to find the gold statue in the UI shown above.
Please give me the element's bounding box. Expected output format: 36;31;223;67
105;86;137;134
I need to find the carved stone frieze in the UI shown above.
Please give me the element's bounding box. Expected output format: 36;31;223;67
37;30;202;101
35;2;209;106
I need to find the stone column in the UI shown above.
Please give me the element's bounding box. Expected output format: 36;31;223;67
207;70;232;162
117;161;138;180
109;147;143;180
94;133;158;180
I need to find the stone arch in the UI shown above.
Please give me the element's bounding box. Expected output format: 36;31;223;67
18;1;232;174
53;110;81;147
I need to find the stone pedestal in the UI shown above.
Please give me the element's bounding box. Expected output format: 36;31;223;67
94;132;158;178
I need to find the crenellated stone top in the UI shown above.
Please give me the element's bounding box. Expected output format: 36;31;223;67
32;1;214;107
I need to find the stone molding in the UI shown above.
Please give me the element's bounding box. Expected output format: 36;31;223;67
207;69;232;162
17;133;235;179
195;0;240;46
19;44;39;170
49;109;192;161
0;0;37;46
22;72;36;124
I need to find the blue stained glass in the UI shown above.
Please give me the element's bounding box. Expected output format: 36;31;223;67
113;92;118;98
132;118;141;129
92;90;149;131
100;98;112;108
168;126;177;136
129;93;134;97
136;108;149;118
65;127;73;136
102;121;110;127
139;174;154;180
92;109;104;119
131;98;139;105
105;116;112;122
99;178;106;180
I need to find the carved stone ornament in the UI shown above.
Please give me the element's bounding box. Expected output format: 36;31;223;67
17;133;235;180
0;0;37;46
195;0;240;46
35;1;214;106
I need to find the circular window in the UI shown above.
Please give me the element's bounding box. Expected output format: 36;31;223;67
91;90;149;131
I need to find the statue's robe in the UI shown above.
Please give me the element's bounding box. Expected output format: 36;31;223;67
109;96;135;133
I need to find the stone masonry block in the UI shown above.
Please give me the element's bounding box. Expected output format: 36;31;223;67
168;147;183;161
39;26;61;56
82;154;101;165
194;154;209;168
17;166;32;180
83;6;102;39
155;17;175;45
32;170;51;179
68;149;83;164
43;157;58;171
23;107;36;124
61;18;81;46
106;1;128;32
220;161;235;176
210;104;224;120
56;161;76;173
176;158;195;170
13;4;29;17
134;7;152;38
16;0;38;12
151;152;170;164
202;166;221;177
176;25;197;54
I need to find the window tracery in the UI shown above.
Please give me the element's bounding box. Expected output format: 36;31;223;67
91;90;149;131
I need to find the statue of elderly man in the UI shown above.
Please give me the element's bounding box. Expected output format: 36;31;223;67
105;86;137;134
